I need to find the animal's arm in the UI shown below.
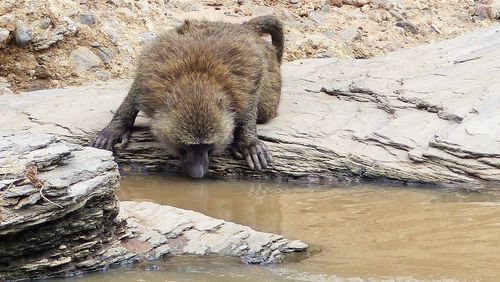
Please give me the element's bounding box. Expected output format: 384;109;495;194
90;83;139;150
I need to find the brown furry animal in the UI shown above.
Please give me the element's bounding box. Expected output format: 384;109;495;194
91;16;283;178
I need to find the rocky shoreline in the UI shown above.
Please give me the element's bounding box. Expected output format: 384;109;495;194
1;26;499;188
1;21;500;281
0;131;308;280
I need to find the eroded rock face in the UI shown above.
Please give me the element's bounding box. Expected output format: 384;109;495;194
0;131;307;280
0;131;129;280
1;26;499;188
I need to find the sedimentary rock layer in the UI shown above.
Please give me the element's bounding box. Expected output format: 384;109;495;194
1;26;499;188
0;131;307;280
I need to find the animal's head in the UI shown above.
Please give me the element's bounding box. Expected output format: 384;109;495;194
151;79;234;178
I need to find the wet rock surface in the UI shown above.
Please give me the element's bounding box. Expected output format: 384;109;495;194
119;201;308;264
0;131;307;280
1;26;499;188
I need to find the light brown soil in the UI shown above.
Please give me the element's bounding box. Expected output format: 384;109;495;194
0;0;496;92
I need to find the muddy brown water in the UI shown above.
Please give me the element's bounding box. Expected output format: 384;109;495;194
62;176;500;281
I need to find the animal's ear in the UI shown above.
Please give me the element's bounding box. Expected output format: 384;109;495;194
176;19;191;34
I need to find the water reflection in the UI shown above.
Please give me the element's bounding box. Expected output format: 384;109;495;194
76;176;500;281
118;177;292;233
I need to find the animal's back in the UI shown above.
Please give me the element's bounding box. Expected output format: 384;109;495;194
134;22;266;117
91;16;283;177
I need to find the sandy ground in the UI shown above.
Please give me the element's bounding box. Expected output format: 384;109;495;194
0;0;497;92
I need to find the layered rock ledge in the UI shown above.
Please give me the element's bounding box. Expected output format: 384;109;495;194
1;26;499;188
0;131;307;281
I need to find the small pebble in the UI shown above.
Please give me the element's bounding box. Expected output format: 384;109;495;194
34;65;51;78
395;20;418;34
69;46;101;73
0;76;11;88
95;70;111;81
323;31;335;40
80;12;96;25
138;32;156;44
314;52;332;58
309;11;325;25
298;9;309;17
329;0;343;7
0;14;15;25
0;28;10;48
39;17;51;29
282;9;293;19
96;47;113;64
38;55;51;62
0;87;14;95
14;20;33;47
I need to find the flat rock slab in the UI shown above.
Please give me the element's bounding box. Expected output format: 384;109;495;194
0;131;307;280
1;26;500;187
119;201;307;264
0;131;125;280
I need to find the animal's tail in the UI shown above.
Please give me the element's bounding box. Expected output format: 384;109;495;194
244;15;284;63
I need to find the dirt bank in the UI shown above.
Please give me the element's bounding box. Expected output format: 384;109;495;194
0;0;497;92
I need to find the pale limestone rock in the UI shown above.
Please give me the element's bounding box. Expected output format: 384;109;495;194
120;201;307;264
0;27;499;188
69;47;101;73
14;20;32;47
0;131;307;280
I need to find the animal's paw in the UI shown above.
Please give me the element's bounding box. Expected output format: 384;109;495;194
90;127;132;151
231;140;272;170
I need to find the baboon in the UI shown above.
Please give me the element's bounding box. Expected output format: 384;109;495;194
91;15;283;178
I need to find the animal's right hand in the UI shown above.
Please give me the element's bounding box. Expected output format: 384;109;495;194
90;126;132;151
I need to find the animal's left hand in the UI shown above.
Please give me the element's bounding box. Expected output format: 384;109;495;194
231;140;272;170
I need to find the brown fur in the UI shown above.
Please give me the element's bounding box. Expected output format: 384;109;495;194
91;16;284;177
244;15;284;63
